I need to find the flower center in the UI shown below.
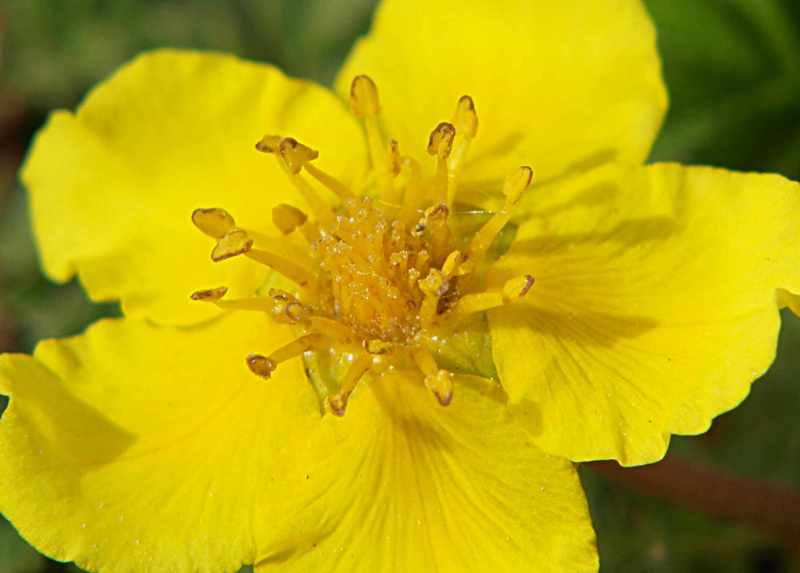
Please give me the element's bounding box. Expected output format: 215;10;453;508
190;75;534;415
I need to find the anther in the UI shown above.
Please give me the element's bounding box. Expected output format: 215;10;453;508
191;287;274;312
192;208;236;239
427;122;456;159
427;122;456;203
467;166;534;261
246;354;276;379
272;204;308;235
211;229;253;261
350;75;380;118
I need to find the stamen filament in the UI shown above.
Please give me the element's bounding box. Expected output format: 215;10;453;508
452;275;534;316
350;75;393;198
246;248;316;287
304;163;353;200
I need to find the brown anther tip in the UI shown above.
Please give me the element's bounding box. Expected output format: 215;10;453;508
255;134;282;154
436;390;453;407
328;394;348;417
427;122;456;158
190;286;228;302
520;275;535;297
246;354;275;379
428;203;449;219
388;140;402;177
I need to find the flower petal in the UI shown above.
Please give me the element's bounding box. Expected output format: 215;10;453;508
0;312;321;573
256;374;598;573
489;163;800;465
336;0;666;185
21;49;365;326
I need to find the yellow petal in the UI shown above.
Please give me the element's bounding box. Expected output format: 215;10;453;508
0;312;319;573
337;0;666;185
256;374;597;573
21;49;365;326
489;163;800;465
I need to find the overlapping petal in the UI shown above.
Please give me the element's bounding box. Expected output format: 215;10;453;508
0;312;316;572
488;163;800;465
21;49;365;326
0;315;597;572
337;0;667;187
257;373;597;573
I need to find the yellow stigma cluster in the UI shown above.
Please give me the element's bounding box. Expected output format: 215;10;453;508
191;75;534;416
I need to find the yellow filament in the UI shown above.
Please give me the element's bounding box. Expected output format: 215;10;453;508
246;248;316;287
304;163;353;199
424;203;451;265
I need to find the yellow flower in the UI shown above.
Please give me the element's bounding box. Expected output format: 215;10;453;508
2;0;799;571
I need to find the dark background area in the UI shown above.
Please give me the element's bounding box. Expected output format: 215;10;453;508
0;1;798;571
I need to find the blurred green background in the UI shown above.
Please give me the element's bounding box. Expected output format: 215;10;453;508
0;0;799;571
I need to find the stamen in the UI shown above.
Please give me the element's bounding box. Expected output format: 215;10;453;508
328;353;373;416
256;135;332;221
192;208;236;239
418;269;448;327
452;274;535;316
447;95;478;205
211;229;253;262
246;248;315;287
427;122;456;204
424;203;451;265
350;75;392;196
247;333;328;379
467;166;533;261
411;346;454;406
304;164;353;200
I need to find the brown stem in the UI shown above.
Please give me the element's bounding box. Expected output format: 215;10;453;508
586;454;800;548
